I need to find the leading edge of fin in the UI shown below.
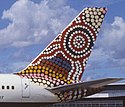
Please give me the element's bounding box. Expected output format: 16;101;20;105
16;7;107;88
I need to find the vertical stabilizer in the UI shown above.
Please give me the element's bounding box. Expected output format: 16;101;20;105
16;7;107;88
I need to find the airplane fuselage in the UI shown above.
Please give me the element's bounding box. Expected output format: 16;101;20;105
0;74;58;103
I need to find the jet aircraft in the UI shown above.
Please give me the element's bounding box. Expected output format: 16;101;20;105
0;7;122;107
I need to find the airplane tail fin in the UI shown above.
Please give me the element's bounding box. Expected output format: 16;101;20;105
16;7;107;88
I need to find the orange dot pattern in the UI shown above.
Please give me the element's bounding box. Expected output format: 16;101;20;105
16;8;107;89
17;53;73;87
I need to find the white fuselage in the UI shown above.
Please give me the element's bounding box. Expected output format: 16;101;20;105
0;74;58;103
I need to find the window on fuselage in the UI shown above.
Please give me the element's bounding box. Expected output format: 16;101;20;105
7;86;9;90
2;86;4;90
1;85;15;90
12;86;14;90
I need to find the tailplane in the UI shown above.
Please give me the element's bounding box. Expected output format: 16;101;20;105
16;7;107;88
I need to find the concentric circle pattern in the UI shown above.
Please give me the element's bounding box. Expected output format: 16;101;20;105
16;7;107;101
62;24;95;59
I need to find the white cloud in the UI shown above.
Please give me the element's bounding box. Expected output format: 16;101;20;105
88;16;125;70
100;16;125;59
0;0;77;48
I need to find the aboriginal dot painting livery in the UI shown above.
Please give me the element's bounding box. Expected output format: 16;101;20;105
16;8;107;88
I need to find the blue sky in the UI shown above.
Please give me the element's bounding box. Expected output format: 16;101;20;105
0;0;125;81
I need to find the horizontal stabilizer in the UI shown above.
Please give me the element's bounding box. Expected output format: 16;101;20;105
47;78;123;93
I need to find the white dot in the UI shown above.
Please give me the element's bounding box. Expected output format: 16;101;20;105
94;11;97;15
86;18;90;22
91;15;94;19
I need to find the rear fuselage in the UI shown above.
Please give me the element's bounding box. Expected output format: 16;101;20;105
0;74;58;103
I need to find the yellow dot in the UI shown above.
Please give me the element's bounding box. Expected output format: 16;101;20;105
60;78;63;80
31;66;33;69
53;71;55;74
63;77;65;80
70;80;73;83
35;66;37;69
38;66;42;69
49;73;52;76
45;71;48;74
29;70;33;73
43;66;45;69
56;76;59;79
42;70;45;72
67;81;71;84
56;73;59;75
46;67;49;71
49;69;52;72
59;74;62;77
52;74;55;77
18;72;21;74
64;79;67;82
28;67;30;70
33;70;36;73
21;70;25;74
37;70;41;73
26;70;29;73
